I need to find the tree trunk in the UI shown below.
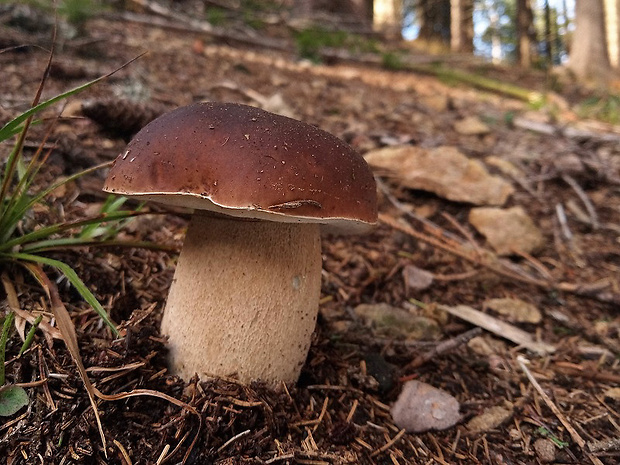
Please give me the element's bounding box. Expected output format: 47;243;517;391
291;0;372;28
417;0;450;44
373;0;403;39
450;0;474;53
604;0;620;67
568;0;611;84
544;0;553;68
516;0;536;67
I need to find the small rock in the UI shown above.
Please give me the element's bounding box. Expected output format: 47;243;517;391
364;145;514;206
259;93;297;119
454;116;491;136
329;320;353;333
552;153;584;175
485;156;523;178
391;381;461;432
403;265;434;291
519;110;552;124
484;298;542;324
533;438;556;463
604;387;620;400
468;335;506;357
420;94;450;112
469;206;545;255
354;303;440;340
466;404;514;433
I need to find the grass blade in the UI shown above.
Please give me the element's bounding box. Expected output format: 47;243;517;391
0;161;114;243
23;263;108;456
0;54;145;142
22;238;175;254
0;312;15;386
7;253;119;337
18;315;43;357
0;209;144;252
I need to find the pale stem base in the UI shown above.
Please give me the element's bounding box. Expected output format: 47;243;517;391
161;212;322;384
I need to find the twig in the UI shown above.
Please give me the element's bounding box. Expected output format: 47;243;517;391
264;453;295;464
512;249;554;282
0;378;48;394
155;444;170;465
517;356;604;465
379;213;545;288
37;345;56;410
115;2;289;51
370;428;406;457
556;203;573;240
311;396;329;433
562;174;599;229
113;439;133;465
589;437;620;453
217;429;251;453
380;212;620;305
402;327;483;372
437;304;555;354
440;211;482;256
375;178;466;245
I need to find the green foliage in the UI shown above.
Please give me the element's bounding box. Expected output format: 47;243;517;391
503;110;516;126
0;61;146;340
381;52;406;71
576;94;620;125
537;427;569;448
0;312;15;386
239;0;281;13
57;0;105;26
243;11;266;30
294;27;379;62
0;385;29;416
0;55;151;415
0;313;29;416
206;7;227;26
5;0;106;27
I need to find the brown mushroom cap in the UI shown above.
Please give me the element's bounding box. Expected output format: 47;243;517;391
103;102;377;232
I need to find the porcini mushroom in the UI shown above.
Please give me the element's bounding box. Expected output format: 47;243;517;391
103;102;377;384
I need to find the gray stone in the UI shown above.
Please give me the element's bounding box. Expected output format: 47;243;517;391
454;116;491;136
484;298;542;324
354;303;440;340
365;145;513;206
391;381;461;433
469;206;545;255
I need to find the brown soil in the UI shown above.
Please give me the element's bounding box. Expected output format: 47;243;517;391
0;4;619;465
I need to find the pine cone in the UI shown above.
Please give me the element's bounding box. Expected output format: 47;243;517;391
81;99;167;141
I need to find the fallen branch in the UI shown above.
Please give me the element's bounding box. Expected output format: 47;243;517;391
514;115;620;146
379;213;620;306
517;356;604;465
402;327;483;372
562;174;599;229
115;1;290;51
438;305;555;354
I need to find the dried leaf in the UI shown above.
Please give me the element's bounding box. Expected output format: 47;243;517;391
23;263;108;457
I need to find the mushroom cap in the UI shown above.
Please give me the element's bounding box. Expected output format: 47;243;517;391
103;102;377;233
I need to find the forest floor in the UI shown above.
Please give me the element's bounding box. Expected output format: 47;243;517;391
0;3;619;465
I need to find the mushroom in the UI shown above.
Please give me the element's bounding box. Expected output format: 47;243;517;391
103;102;377;384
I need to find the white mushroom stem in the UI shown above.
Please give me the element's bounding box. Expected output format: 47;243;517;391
161;211;322;384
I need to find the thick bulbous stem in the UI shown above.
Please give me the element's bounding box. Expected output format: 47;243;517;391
161;212;322;384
